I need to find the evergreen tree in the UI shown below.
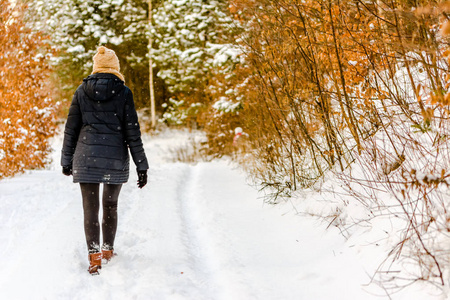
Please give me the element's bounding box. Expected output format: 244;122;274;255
29;0;154;108
152;0;238;125
29;0;238;123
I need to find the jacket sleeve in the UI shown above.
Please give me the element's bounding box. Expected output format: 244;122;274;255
61;90;82;167
123;88;149;171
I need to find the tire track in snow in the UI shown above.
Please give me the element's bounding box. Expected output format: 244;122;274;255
175;164;225;300
187;163;259;300
80;163;224;299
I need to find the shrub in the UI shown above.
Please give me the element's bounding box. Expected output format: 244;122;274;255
0;1;57;178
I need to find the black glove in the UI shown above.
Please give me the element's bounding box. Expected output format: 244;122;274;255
62;165;72;176
137;170;147;189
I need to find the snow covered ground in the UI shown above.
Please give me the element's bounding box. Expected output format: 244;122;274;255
0;128;447;300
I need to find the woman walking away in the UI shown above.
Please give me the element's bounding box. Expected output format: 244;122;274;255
61;46;149;275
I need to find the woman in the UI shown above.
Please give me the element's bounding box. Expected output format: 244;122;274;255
61;46;149;275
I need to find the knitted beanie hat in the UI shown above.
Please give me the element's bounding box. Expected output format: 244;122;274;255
92;46;125;82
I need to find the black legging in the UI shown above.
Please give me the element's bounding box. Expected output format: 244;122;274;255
80;183;122;253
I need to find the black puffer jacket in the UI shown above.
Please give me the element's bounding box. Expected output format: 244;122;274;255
61;73;148;184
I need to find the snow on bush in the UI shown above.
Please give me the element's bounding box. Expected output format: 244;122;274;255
223;0;450;293
0;0;57;178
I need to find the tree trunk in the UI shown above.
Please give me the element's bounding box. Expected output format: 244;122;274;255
148;0;156;128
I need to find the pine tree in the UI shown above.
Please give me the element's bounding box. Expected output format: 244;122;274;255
28;0;152;108
152;0;237;125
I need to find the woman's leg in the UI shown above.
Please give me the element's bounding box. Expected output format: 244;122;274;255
80;183;101;253
101;183;122;250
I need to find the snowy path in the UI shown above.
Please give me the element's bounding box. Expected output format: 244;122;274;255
0;130;441;300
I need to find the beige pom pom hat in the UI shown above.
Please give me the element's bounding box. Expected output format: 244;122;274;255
92;46;125;82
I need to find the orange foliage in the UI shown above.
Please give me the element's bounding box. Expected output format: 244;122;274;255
218;0;447;185
219;0;450;288
0;1;57;178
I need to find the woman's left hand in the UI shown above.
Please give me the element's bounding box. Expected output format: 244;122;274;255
62;166;72;176
137;170;147;188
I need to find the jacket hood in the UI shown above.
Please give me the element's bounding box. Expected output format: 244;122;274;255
82;73;125;101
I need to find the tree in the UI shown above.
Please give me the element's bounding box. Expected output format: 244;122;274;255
28;0;162;109
225;0;450;292
0;0;57;178
152;0;237;126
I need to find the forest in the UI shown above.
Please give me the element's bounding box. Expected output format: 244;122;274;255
2;0;450;294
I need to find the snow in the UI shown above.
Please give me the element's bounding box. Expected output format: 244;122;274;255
173;0;188;6
213;97;241;113
0;128;446;299
67;45;85;53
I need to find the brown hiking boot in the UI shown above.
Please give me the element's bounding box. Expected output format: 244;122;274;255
88;252;102;275
102;249;114;263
